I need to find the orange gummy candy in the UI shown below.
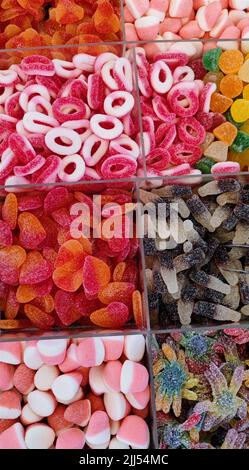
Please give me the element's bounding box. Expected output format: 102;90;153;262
210;92;233;114
90;301;129;328
32;294;54;313
24;304;55;329
0;245;26;286
0;319;30;329
5;287;19;319
93;0;119;34
132;290;144;328
82;255;111;299
219;50;244;75
213;122;238;146
113;262;126;282
18;212;46;249
54;0;84;25
220;74;243;99
2;194;18;230
53;240;86;292
98;282;135;306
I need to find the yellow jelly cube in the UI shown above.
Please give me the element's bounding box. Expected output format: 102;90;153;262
231;99;249;123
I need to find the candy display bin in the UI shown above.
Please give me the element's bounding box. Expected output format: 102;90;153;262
0;178;150;341
0;330;158;449
151;327;249;449
139;172;249;332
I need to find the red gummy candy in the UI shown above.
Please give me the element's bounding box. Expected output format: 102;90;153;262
82;255;111;299
2;193;18;229
0;220;13;247
98;281;135;306
54;290;81;326
19;251;52;285
0;245;26;285
90;301;129;328
53;240;86;292
44;187;70;214
18;212;46;249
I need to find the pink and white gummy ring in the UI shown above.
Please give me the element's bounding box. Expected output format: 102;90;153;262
104;91;134;118
58;154;86;182
45;127;82;155
22;111;59;134
21;56;55;77
109;134;140;160
90;114;123;140
72;53;95;73
82;134;109;167
19;84;51;112
0;70;18;86
150;60;173;94
52;97;87;123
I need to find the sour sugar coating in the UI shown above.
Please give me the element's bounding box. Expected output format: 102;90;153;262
142;178;249;327
0;52;142;188
152;330;249;449
0;335;150;449
0;187;142;330
0;1;121;52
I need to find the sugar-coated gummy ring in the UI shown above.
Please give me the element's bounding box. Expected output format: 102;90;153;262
109;134;140;160
58;154;86;182
0;148;16;179
169;143;202;165
101;155;137;179
45;127;82;155
32;155;61;184
82;134;109;167
72;53;95;73
173;66;195;83
114;58;133;93
178;118;206;146
154;52;189;69
0;70;18;86
4;92;23;120
0;86;13;105
27;96;53;116
14;154;46;177
167;82;199;117
150;60;173;94
146;148;170;171
211;162;240;175
23;111;59;134
52;97;87;123
52;59;81;79
101;61;119;91
62;119;91;143
94;53;119;73
90;114;123;140
19;85;51;112
21;56;55;77
104;91;134;118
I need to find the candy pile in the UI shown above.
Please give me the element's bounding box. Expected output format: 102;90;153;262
0;0;121;55
133;48;244;177
141;177;249;327
124;0;249;44
0;187;143;331
202;48;249;171
0;335;150;449
0;52;144;186
153;329;249;449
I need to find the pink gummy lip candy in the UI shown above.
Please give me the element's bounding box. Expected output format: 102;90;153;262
0;335;150;449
